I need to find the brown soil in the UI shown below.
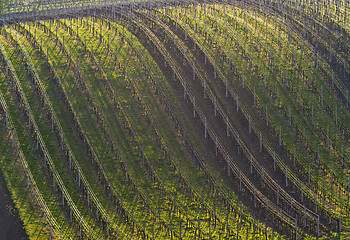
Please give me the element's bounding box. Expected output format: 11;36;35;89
0;170;28;240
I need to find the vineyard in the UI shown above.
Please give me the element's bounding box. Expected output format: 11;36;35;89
0;0;350;239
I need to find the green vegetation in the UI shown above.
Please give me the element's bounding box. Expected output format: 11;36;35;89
1;0;350;239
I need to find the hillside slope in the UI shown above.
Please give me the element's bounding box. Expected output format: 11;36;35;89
0;0;350;239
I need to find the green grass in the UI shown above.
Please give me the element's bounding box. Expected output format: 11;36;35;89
2;1;350;239
0;56;76;239
0;31;102;238
74;16;265;239
165;4;350;223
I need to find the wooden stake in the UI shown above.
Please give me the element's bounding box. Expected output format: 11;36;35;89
301;181;303;203
193;97;195;118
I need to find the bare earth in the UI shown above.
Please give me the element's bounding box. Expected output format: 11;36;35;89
0;170;28;240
